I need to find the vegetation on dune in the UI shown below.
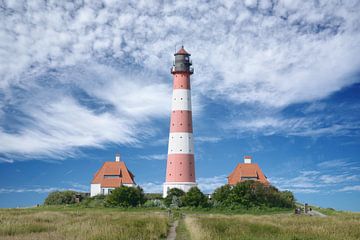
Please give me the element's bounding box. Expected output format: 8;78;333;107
183;212;360;240
105;186;146;207
181;187;208;208
0;208;168;240
43;181;295;213
212;181;295;209
44;190;79;205
164;188;185;207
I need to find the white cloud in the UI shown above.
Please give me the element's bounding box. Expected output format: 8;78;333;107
139;154;167;161
139;182;163;193
196;136;222;143
270;167;360;194
229;115;360;137
197;175;227;193
317;159;353;168
0;1;360;158
338;185;360;192
0;184;88;194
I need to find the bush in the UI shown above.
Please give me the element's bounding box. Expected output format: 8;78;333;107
145;193;163;200
44;191;78;205
182;187;208;207
105;186;145;207
81;195;106;208
164;188;185;207
212;181;295;209
212;184;232;206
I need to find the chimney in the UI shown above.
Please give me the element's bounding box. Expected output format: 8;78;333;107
115;153;121;162
244;156;252;164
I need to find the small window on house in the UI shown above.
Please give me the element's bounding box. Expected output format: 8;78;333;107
181;98;183;100
180;149;182;151
180;123;182;126
180;162;182;164
104;174;121;179
180;174;182;176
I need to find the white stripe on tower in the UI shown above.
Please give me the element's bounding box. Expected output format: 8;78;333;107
171;89;192;111
168;132;194;154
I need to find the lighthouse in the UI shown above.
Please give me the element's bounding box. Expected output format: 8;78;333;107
163;46;197;197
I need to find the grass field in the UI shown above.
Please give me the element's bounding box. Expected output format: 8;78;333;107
0;207;169;240
180;212;360;240
1;207;359;240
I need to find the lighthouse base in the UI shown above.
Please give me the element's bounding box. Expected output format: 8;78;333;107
163;182;197;198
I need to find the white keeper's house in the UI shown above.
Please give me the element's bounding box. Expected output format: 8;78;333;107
90;153;136;197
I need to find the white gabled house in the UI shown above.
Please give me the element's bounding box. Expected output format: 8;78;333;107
90;153;136;197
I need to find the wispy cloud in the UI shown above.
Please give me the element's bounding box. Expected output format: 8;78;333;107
317;159;353;169
338;185;360;192
197;175;228;193
139;154;167;161
196;136;222;143
270;161;360;194
139;182;163;193
0;184;88;194
0;1;359;159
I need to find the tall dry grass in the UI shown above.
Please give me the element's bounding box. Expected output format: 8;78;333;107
184;212;360;240
0;208;169;240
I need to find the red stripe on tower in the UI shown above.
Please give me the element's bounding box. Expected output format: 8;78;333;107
163;46;196;197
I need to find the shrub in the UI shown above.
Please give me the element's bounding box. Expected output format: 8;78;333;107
164;188;185;207
182;187;208;207
145;193;163;200
212;181;295;209
105;186;145;207
212;184;232;206
44;191;77;205
81;195;106;207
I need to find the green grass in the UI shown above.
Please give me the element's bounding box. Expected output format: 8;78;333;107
183;212;360;240
175;219;191;240
0;207;169;240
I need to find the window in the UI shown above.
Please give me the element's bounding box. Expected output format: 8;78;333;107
104;174;121;179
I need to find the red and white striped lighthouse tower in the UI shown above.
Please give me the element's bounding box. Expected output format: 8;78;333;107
163;46;196;197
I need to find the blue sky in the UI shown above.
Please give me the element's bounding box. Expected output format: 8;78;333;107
0;0;360;211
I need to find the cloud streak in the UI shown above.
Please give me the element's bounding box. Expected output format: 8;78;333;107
1;0;360;159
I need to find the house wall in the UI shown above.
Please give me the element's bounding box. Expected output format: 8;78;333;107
90;184;136;197
90;184;101;197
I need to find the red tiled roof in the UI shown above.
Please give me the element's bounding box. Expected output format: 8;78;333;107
175;46;190;55
228;163;269;185
91;161;135;188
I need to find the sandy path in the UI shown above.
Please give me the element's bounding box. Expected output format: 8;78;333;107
166;220;179;240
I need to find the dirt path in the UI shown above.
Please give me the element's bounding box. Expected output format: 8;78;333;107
308;210;327;217
166;220;179;240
